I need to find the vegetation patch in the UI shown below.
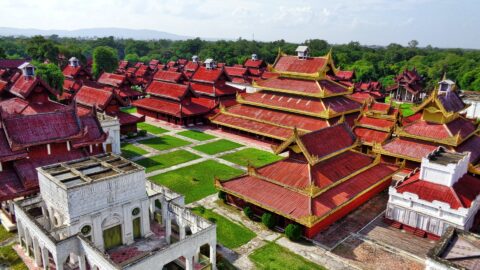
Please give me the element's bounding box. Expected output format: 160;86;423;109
177;130;216;141
149;160;243;203
139;135;190;151
249;242;326;270
137;123;168;134
121;143;149;159
120;107;137;114
135;150;200;173
191;206;256;249
192;139;243;155
0;244;28;270
220;148;282;167
0;226;15;243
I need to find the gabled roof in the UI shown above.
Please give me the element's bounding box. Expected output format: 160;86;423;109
0;80;8;93
153;70;186;83
75;85;125;110
9;76;56;99
274;123;357;164
145;81;194;101
2;105;85;150
273;55;327;74
63;78;82;92
244;58;265;69
375;137;438;161
97;72;126;87
133;97;213;117
255;77;350;97
191;66;229;84
62;65;89;78
225;66;248;78
0;59;28;69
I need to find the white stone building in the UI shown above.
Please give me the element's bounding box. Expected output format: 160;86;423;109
96;112;121;154
461;91;480;120
14;153;217;270
385;147;480;238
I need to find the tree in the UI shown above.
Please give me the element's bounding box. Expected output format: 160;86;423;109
261;212;276;229
92;46;118;77
408;40;419;49
26;36;59;64
243;206;253;219
285;224;302;241
124;53;140;63
35;63;64;93
0;46;5;58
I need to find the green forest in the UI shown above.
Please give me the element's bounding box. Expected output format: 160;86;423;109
1;35;480;91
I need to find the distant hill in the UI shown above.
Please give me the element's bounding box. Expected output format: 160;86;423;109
0;27;192;40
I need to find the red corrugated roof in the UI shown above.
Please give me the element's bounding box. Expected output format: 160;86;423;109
403;118;476;141
184;62;199;72
191;67;225;83
153;70;184;83
257;159;310;188
242;91;325;114
225;66;247;77
256;77;322;94
354;127;390;144
63;78;82;92
62;65;81;78
146;81;190;101
273;55;327;74
0;128;27;162
358;115;395;129
0;80;8;93
456;135;480;164
72;114;107;148
244;59;265;69
0;168;33;201
312;163;397;217
396;172;480;209
75;85;114;110
133;97;212;117
0;59;28;69
300;123;356;159
190;82;237;97
382;138;438;160
9;76;56;99
98;72;126;87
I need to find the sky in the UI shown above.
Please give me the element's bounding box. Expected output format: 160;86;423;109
0;0;479;48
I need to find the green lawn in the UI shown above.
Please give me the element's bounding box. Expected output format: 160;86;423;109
385;96;415;117
137;122;168;135
121;143;149;159
192;139;243;155
0;226;15;243
177;130;216;141
249;242;326;270
138;135;191;151
120;107;137;114
0;244;28;270
135;150;200;173
191;207;256;249
149;160;243;203
220;148;283;168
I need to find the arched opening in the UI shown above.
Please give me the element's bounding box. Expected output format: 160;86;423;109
102;214;123;250
132;207;142;239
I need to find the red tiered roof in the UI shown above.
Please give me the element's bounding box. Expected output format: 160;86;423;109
75;85;118;110
381;138;438;160
456;135;480;164
9;76;56;99
146;81;191;101
299;123;356;159
244;59;265;69
358;115;395;129
0;129;27;162
190;82;238;97
438;92;466;113
72;114;108;148
191;67;224;83
153;70;185;83
273;55;326;74
98;72;126;87
0;168;30;201
133;97;213;117
225;66;247;78
256;77;322;94
402;118;476;140
0;98;64;115
354;127;390;144
2;107;84;150
62;65;81;78
396;172;480;209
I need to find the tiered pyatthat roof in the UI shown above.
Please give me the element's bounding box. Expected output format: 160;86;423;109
189;66;238;97
353;101;399;145
217;123;400;228
387;68;425;95
374;88;480;170
210;49;361;141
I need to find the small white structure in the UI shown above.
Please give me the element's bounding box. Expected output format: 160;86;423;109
14;154;216;270
97;112;121;154
19;62;35;77
386;147;480;237
69;57;80;67
192;55;199;63
295;46;309;59
204;58;216;69
461;91;480;120
438;79;456;95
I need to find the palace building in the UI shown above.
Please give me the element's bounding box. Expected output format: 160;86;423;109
14;154;217;270
74;85;144;134
0;63;110;231
210;47;362;142
373;80;480;170
216;123;400;238
386;68;426;103
60;57;92;102
385;147;480;239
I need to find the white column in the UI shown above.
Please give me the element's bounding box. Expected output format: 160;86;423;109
165;217;171;244
194;247;200;263
78;254;87;270
210;244;217;270
54;256;64;270
41;247;49;270
33;239;42;267
92;214;103;250
185;255;194;270
141;199;151;237
179;225;186;240
122;204;134;245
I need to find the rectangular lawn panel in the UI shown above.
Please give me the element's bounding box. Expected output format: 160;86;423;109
138;135;190;151
121;143;149;159
249;242;326;270
191;207;256;249
135;150;200;173
177;130;216;141
0;244;28;270
149;160;243;203
220;148;283;167
137;122;168;134
120;106;137;114
0;225;15;242
192;139;243;155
